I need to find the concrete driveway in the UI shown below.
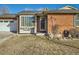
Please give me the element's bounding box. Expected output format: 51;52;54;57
0;31;14;39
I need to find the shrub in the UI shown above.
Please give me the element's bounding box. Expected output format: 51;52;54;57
52;25;59;35
63;30;69;38
69;28;79;38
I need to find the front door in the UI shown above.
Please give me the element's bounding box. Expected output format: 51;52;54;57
39;17;46;32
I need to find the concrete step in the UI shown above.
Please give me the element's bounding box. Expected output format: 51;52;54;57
36;33;46;36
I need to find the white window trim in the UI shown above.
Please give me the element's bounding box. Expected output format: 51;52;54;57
74;15;79;27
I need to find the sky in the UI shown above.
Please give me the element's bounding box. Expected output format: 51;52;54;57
0;4;79;14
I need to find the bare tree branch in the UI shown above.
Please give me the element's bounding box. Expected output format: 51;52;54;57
0;5;9;15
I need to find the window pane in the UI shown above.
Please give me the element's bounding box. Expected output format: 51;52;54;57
29;17;32;26
27;16;35;26
41;19;45;29
75;21;79;26
10;21;14;23
21;15;35;27
23;17;25;26
0;21;3;23
76;15;79;19
74;15;79;26
26;17;29;26
25;17;27;26
21;17;25;26
4;21;8;23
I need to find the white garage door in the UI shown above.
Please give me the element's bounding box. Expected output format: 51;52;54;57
0;20;17;32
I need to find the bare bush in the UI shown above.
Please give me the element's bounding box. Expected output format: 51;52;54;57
0;5;9;15
48;24;62;40
52;25;59;35
69;28;79;38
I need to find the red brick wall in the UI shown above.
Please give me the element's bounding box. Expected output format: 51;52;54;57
47;14;74;33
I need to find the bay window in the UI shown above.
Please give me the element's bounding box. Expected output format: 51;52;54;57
20;15;35;27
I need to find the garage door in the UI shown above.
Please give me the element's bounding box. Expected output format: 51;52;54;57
0;20;17;32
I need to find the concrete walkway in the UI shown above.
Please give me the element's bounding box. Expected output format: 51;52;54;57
0;31;16;44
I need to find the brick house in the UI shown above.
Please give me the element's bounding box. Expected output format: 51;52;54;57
47;6;79;34
0;6;79;34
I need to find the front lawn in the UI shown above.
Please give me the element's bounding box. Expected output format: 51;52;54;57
0;35;79;55
51;38;79;49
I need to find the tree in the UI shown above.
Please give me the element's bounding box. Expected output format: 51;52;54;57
0;5;9;15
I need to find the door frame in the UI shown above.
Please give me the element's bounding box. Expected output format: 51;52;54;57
39;16;47;31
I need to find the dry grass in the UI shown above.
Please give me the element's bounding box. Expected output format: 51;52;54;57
51;39;79;49
0;35;79;55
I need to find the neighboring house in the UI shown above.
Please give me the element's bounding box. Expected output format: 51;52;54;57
0;6;79;34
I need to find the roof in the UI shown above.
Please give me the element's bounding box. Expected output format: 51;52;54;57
36;11;47;16
59;5;78;10
17;5;79;15
0;14;16;18
17;11;36;15
47;5;79;14
17;10;79;15
47;10;79;14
